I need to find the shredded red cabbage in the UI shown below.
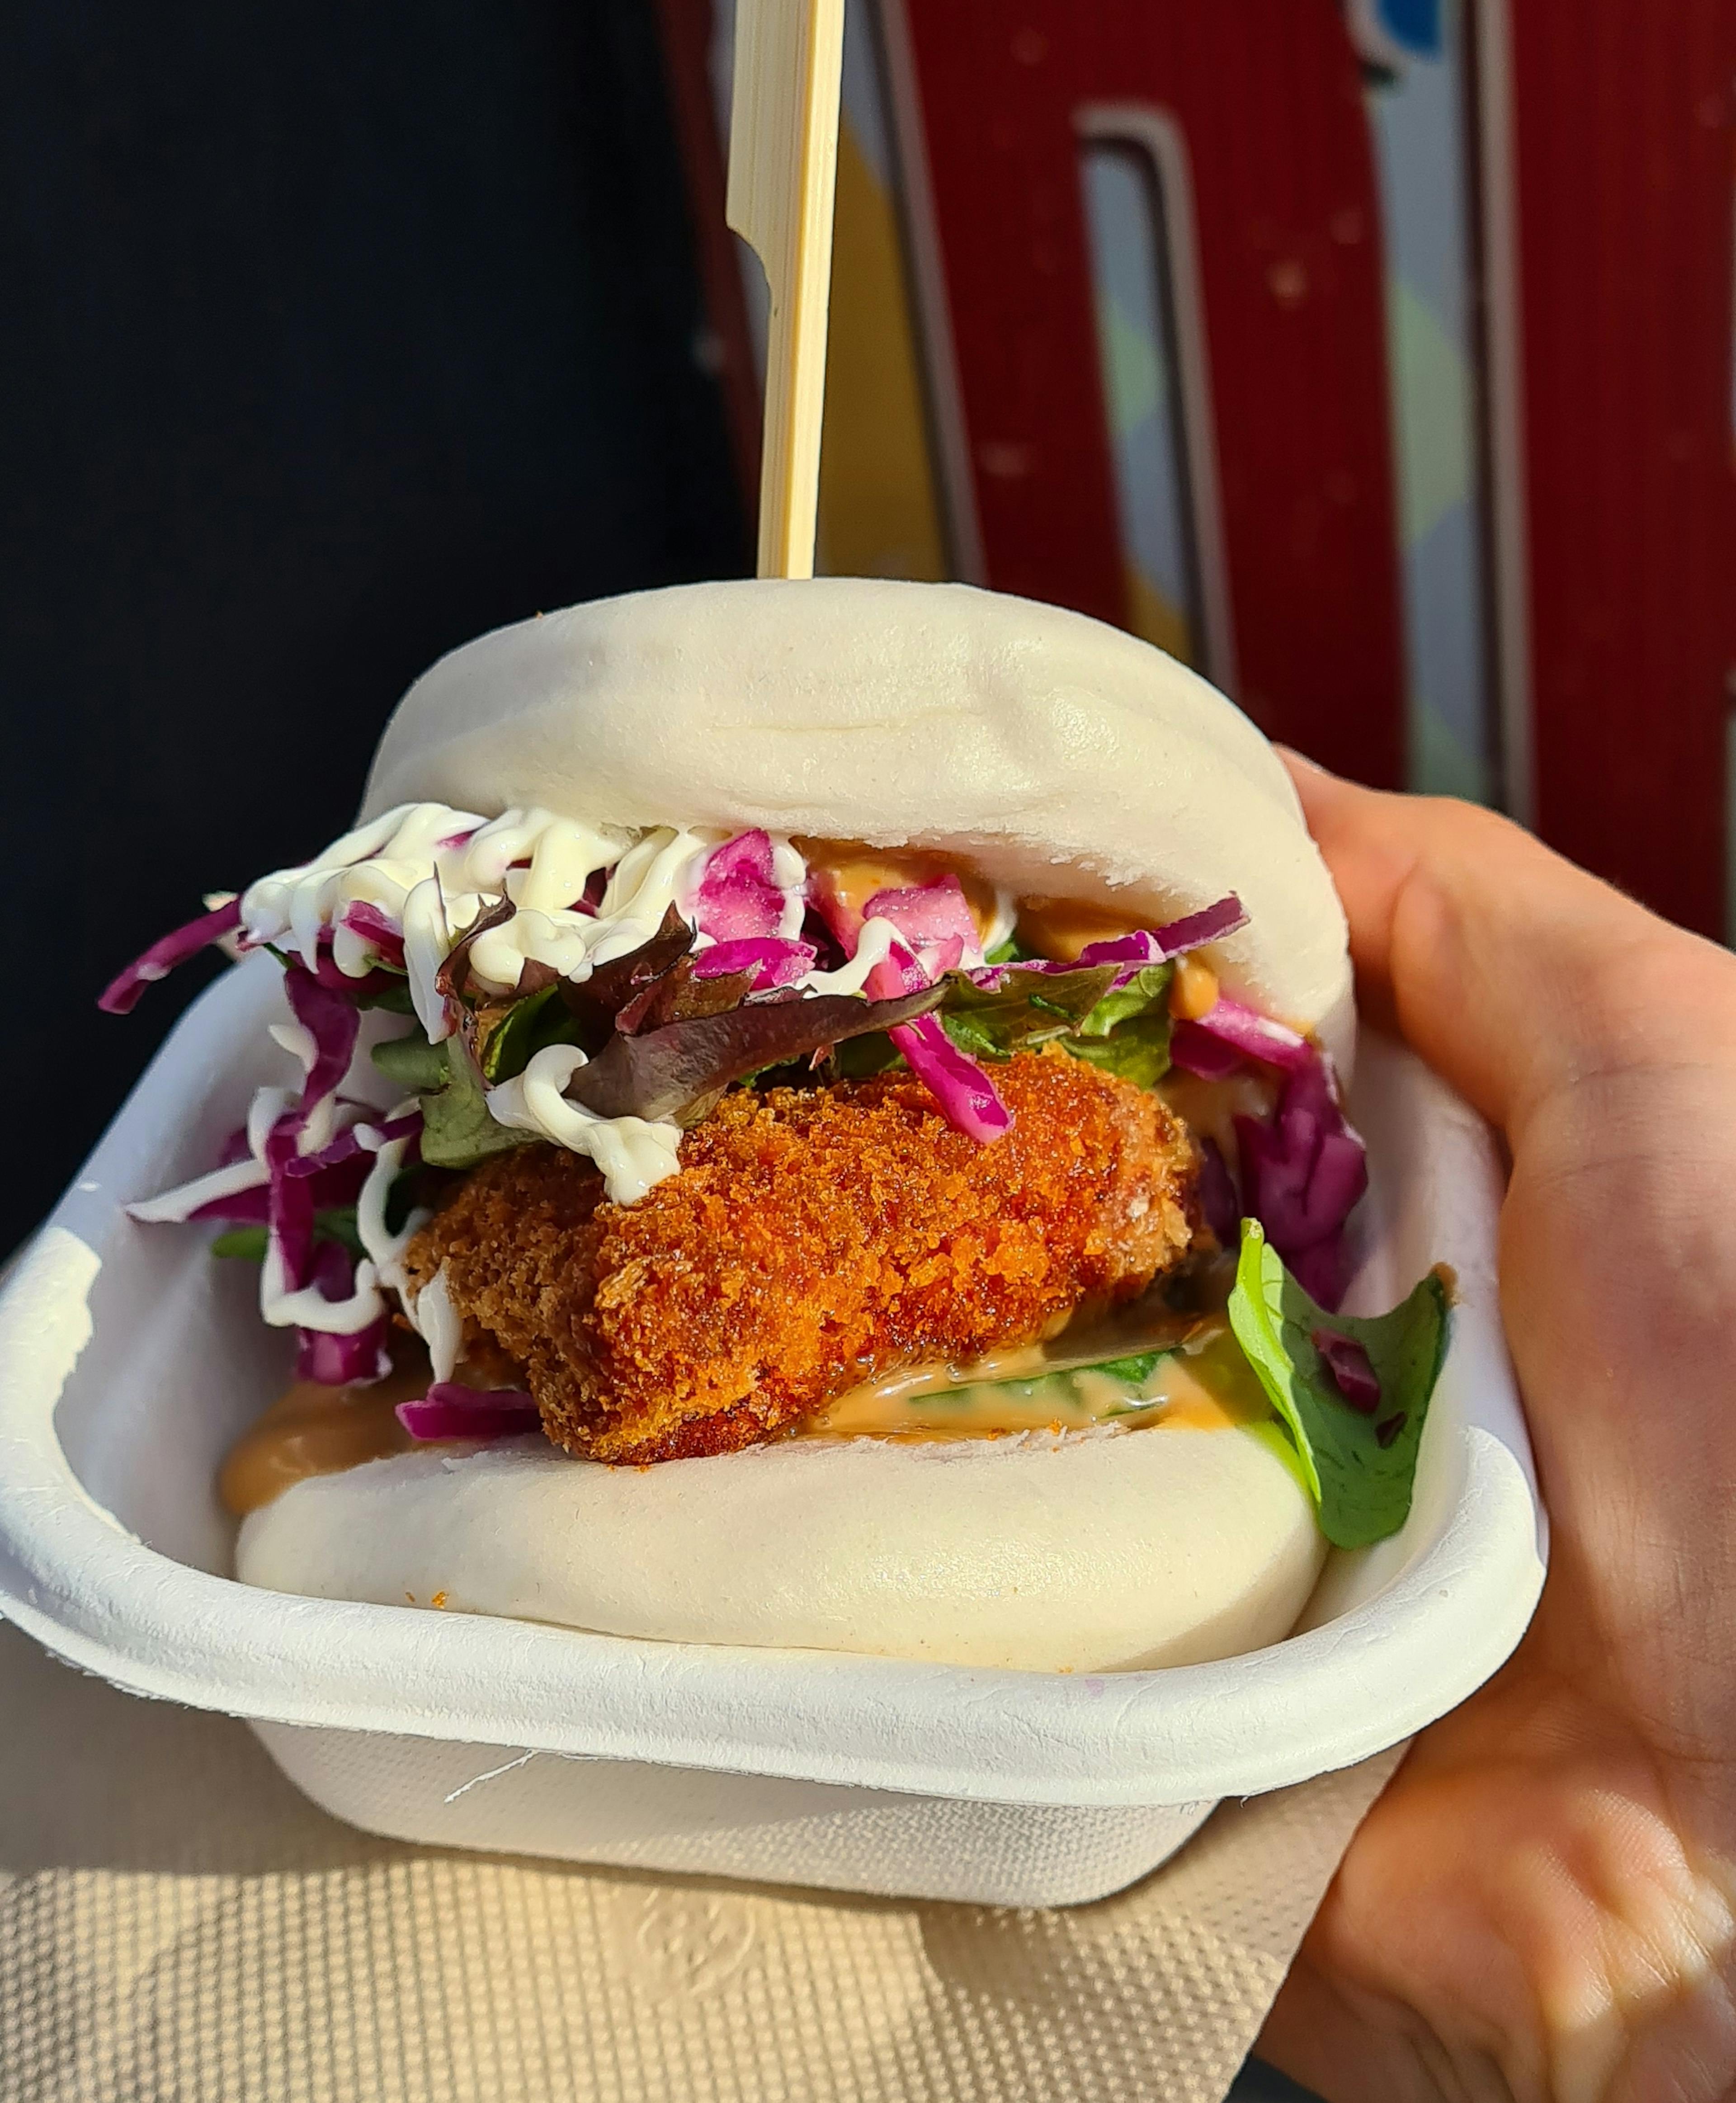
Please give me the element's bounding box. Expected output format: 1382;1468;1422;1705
1168;1020;1249;1082
216;1125;254;1168
339;901;407;967
264;967;363;1304
396;1383;542;1442
288;1241;389;1384
285;967;362;1122
866;938;1013;1143
890;1013;1014;1142
693;832;793;942
1163;962;1366;1305
970;895;1248;993
1148;895;1249;956
188;1103;420;1230
1066;897;1249;977
300;945;410;1003
190;1152;370;1226
282;1111;422;1184
690;937;816;990
295;1324;391;1385
863;877;979;971
1234;1057;1368;1310
1196;1137;1242;1246
1184;995;1312;1073
98;897;243;1015
1312;1327;1382;1412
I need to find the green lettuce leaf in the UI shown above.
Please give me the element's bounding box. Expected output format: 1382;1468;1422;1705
1062;962;1175;1088
939;964;1120;1061
827;1032;903;1081
1227;1218;1450;1550
353;976;416;1015
479;983;580;1083
417;1035;535;1170
372;1033;451;1092
211;1207;363;1263
1079;1348;1170;1385
934;957;1175;1085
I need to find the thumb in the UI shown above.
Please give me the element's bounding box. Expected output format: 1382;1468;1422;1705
1278;753;1731;1143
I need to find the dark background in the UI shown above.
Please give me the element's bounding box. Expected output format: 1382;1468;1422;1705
2;0;745;1255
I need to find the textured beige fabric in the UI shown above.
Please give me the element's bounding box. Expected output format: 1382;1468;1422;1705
0;1621;1401;2103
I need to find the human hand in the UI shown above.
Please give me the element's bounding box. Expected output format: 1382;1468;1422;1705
1258;759;1736;2103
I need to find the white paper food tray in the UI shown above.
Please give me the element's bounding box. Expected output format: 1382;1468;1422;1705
0;955;1545;1905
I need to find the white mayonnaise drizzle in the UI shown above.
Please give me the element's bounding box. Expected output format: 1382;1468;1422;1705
488;1047;684;1206
125;1152;268;1225
141;805;1033;1350
242;802;635;1002
236;805;771;1204
228;802;1004;1218
801;915;900;995
357;1127;429;1285
408;1264;463;1383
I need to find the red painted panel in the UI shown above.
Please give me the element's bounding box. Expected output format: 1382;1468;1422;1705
894;1;1407;786
1504;0;1736;938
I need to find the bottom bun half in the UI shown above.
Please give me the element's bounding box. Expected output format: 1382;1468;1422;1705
236;1427;1326;1674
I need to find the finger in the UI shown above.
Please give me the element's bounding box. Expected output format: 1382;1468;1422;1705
1278;753;1732;1141
1259;1955;1443;2103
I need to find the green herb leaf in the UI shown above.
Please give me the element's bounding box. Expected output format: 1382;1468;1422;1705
372;1033;451;1092
210;1207;364;1264
1060;962;1175;1088
479;984;579;1083
1078;962;1174;1039
1227;1218;1450;1549
1082;1349;1169;1385
975;1345;1175;1401
827;1032;904;1081
417;1035;536;1170
353;976;416;1014
1064;1012;1174;1089
935;959;1176;1084
939;964;1120;1060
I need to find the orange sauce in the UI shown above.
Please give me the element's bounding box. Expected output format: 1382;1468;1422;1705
1013;896;1146;962
804;1313;1269;1443
218;1352;541;1517
219;1359;429;1517
796;842;1000;942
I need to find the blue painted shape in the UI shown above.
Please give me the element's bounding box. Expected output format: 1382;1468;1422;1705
1379;0;1442;57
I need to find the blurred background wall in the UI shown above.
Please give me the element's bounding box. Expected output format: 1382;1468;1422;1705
4;0;1734;1253
1;1;745;1254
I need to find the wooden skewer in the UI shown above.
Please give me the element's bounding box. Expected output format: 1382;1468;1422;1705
726;0;848;580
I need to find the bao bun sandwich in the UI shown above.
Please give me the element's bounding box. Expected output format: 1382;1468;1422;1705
108;580;1449;1676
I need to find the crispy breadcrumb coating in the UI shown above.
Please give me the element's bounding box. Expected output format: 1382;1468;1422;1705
402;1049;1199;1462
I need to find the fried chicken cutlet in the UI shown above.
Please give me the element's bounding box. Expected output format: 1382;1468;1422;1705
401;1047;1200;1463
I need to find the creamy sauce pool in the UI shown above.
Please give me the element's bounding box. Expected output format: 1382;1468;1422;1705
220;1358;429;1516
222;1296;1270;1517
805;1314;1269;1441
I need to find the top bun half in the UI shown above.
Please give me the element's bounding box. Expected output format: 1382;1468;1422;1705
362;578;1353;1061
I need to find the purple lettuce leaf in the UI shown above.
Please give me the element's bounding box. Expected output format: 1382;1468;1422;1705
566;983;946;1126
